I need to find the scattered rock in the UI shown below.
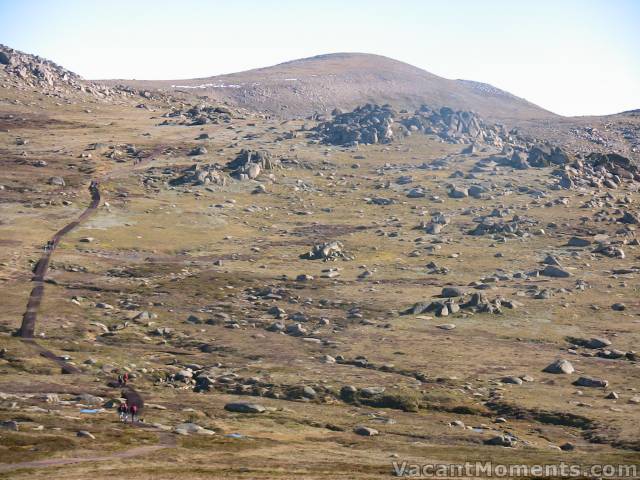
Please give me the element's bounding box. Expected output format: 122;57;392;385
1;420;18;431
300;241;351;261
441;287;465;298
48;176;65;187
224;402;266;414
484;434;517;447
353;426;379;436
543;359;574;375
541;265;572;278
573;376;608;388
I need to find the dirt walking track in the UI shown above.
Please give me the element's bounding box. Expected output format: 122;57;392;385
5;159;176;473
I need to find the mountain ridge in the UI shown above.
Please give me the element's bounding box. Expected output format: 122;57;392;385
100;52;556;121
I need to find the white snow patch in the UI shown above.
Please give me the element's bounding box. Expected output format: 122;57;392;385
171;83;242;89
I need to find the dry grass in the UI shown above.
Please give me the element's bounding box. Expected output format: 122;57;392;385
0;84;639;478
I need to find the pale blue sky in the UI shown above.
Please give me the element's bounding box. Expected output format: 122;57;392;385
1;0;638;116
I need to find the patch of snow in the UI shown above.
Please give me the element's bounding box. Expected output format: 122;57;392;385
171;83;242;89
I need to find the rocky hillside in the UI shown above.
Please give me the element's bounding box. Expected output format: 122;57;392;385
103;52;554;121
0;44;171;102
0;44;118;99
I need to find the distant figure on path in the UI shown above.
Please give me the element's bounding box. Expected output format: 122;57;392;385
119;402;128;422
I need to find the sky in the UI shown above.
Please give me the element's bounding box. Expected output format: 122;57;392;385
0;0;638;116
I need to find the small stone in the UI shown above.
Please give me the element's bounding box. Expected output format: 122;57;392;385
501;376;523;385
542;254;562;266
441;287;465;298
1;420;18;431
224;402;266;414
543;359;574;375
354;426;379;436
573;376;608;388
585;337;611;349
436;323;456;330
484;435;516;447
301;386;317;399
360;386;386;397
567;237;590;247
541;265;571;278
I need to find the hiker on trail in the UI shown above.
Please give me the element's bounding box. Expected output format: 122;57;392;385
119;402;128;422
117;374;123;385
123;372;129;384
130;404;138;423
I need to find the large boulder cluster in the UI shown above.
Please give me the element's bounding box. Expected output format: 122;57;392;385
300;241;352;261
226;149;279;180
313;103;518;148
469;215;539;237
161;103;233;126
526;144;573;167
553;152;640;190
485;143;573;170
405;291;517;317
402;105;508;145
169;163;226;187
314;104;396;146
144;149;281;188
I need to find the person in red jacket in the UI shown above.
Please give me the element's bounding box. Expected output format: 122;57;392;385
130;404;138;423
118;402;128;422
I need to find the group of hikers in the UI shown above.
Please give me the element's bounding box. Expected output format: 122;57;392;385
115;372;142;423
43;240;55;252
118;401;139;423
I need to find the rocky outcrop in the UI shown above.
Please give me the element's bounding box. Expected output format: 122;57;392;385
300;241;352;261
485;143;573;170
402;105;508;145
468;215;539;237
526;144;572;167
226;149;279;180
161;103;233;126
404;292;518;317
169;163;226;187
553;152;640;189
1;44;124;99
314;104;396;146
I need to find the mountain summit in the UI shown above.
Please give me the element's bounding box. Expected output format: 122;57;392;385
106;52;554;120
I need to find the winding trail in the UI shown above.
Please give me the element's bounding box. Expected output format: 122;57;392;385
7;153;177;472
18;181;101;340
